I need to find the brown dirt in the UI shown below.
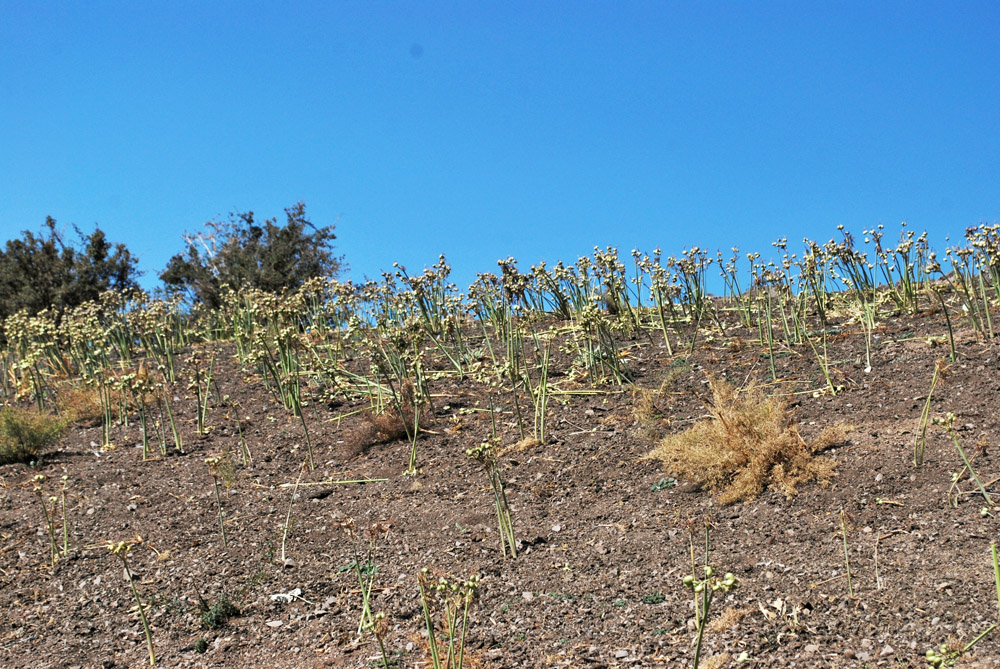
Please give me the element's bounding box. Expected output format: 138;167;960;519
4;307;1000;668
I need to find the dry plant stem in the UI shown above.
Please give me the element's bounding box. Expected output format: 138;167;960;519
943;423;993;507
36;493;58;566
993;542;1000;623
236;419;251;464
932;288;958;361
404;406;421;475
295;400;315;471
280;461;306;564
116;552;156;666
802;326;837;396
212;475;228;548
60;482;69;556
162;389;183;453
914;362;943;466
840;510;853;597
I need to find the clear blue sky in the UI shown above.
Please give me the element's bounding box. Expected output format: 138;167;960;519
2;1;998;293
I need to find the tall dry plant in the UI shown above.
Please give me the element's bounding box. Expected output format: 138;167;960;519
645;377;847;504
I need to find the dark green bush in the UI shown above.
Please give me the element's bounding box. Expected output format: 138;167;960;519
0;217;139;323
160;202;344;308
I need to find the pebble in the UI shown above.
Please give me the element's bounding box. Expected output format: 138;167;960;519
522;591;534;602
265;620;283;628
614;650;628;659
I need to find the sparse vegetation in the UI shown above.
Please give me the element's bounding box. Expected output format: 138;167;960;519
198;593;239;630
2;221;1000;665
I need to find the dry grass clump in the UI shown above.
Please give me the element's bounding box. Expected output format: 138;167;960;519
0;406;69;465
645;377;848;505
54;380;105;427
342;402;427;458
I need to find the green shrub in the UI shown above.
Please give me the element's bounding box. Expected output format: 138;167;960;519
0;217;139;324
198;594;239;630
0;407;68;465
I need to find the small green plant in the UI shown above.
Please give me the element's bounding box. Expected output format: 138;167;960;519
194;638;208;654
0;406;67;465
926;627;995;667
336;519;394;669
198;593;239;630
417;569;481;669
682;565;738;669
30;474;59;566
935;412;993;508
204;456;233;548
466;441;517;559
650;477;677;492
106;538;156;666
338;519;390;636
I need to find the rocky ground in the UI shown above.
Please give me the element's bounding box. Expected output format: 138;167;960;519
4;304;1000;668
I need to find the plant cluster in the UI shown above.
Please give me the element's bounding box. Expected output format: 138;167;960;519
646;377;848;504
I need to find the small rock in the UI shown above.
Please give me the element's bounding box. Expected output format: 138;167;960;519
522;591;534;602
265;620;283;628
881;644;895;656
552;524;562;532
614;650;628;659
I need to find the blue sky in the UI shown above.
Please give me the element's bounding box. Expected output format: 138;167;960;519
2;1;998;293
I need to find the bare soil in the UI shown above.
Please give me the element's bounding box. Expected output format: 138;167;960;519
4;307;1000;668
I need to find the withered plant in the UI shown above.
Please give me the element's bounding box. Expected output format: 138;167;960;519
646;376;848;504
343;380;426;458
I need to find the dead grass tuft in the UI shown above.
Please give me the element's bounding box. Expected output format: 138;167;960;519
645;376;849;505
699;654;731;669
54;381;105;427
342;382;427;457
707;605;752;633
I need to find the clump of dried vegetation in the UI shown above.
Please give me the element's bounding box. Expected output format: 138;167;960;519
54;380;106;427
344;384;428;458
645;376;849;504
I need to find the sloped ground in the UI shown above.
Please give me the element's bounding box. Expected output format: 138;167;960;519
3;307;1000;668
